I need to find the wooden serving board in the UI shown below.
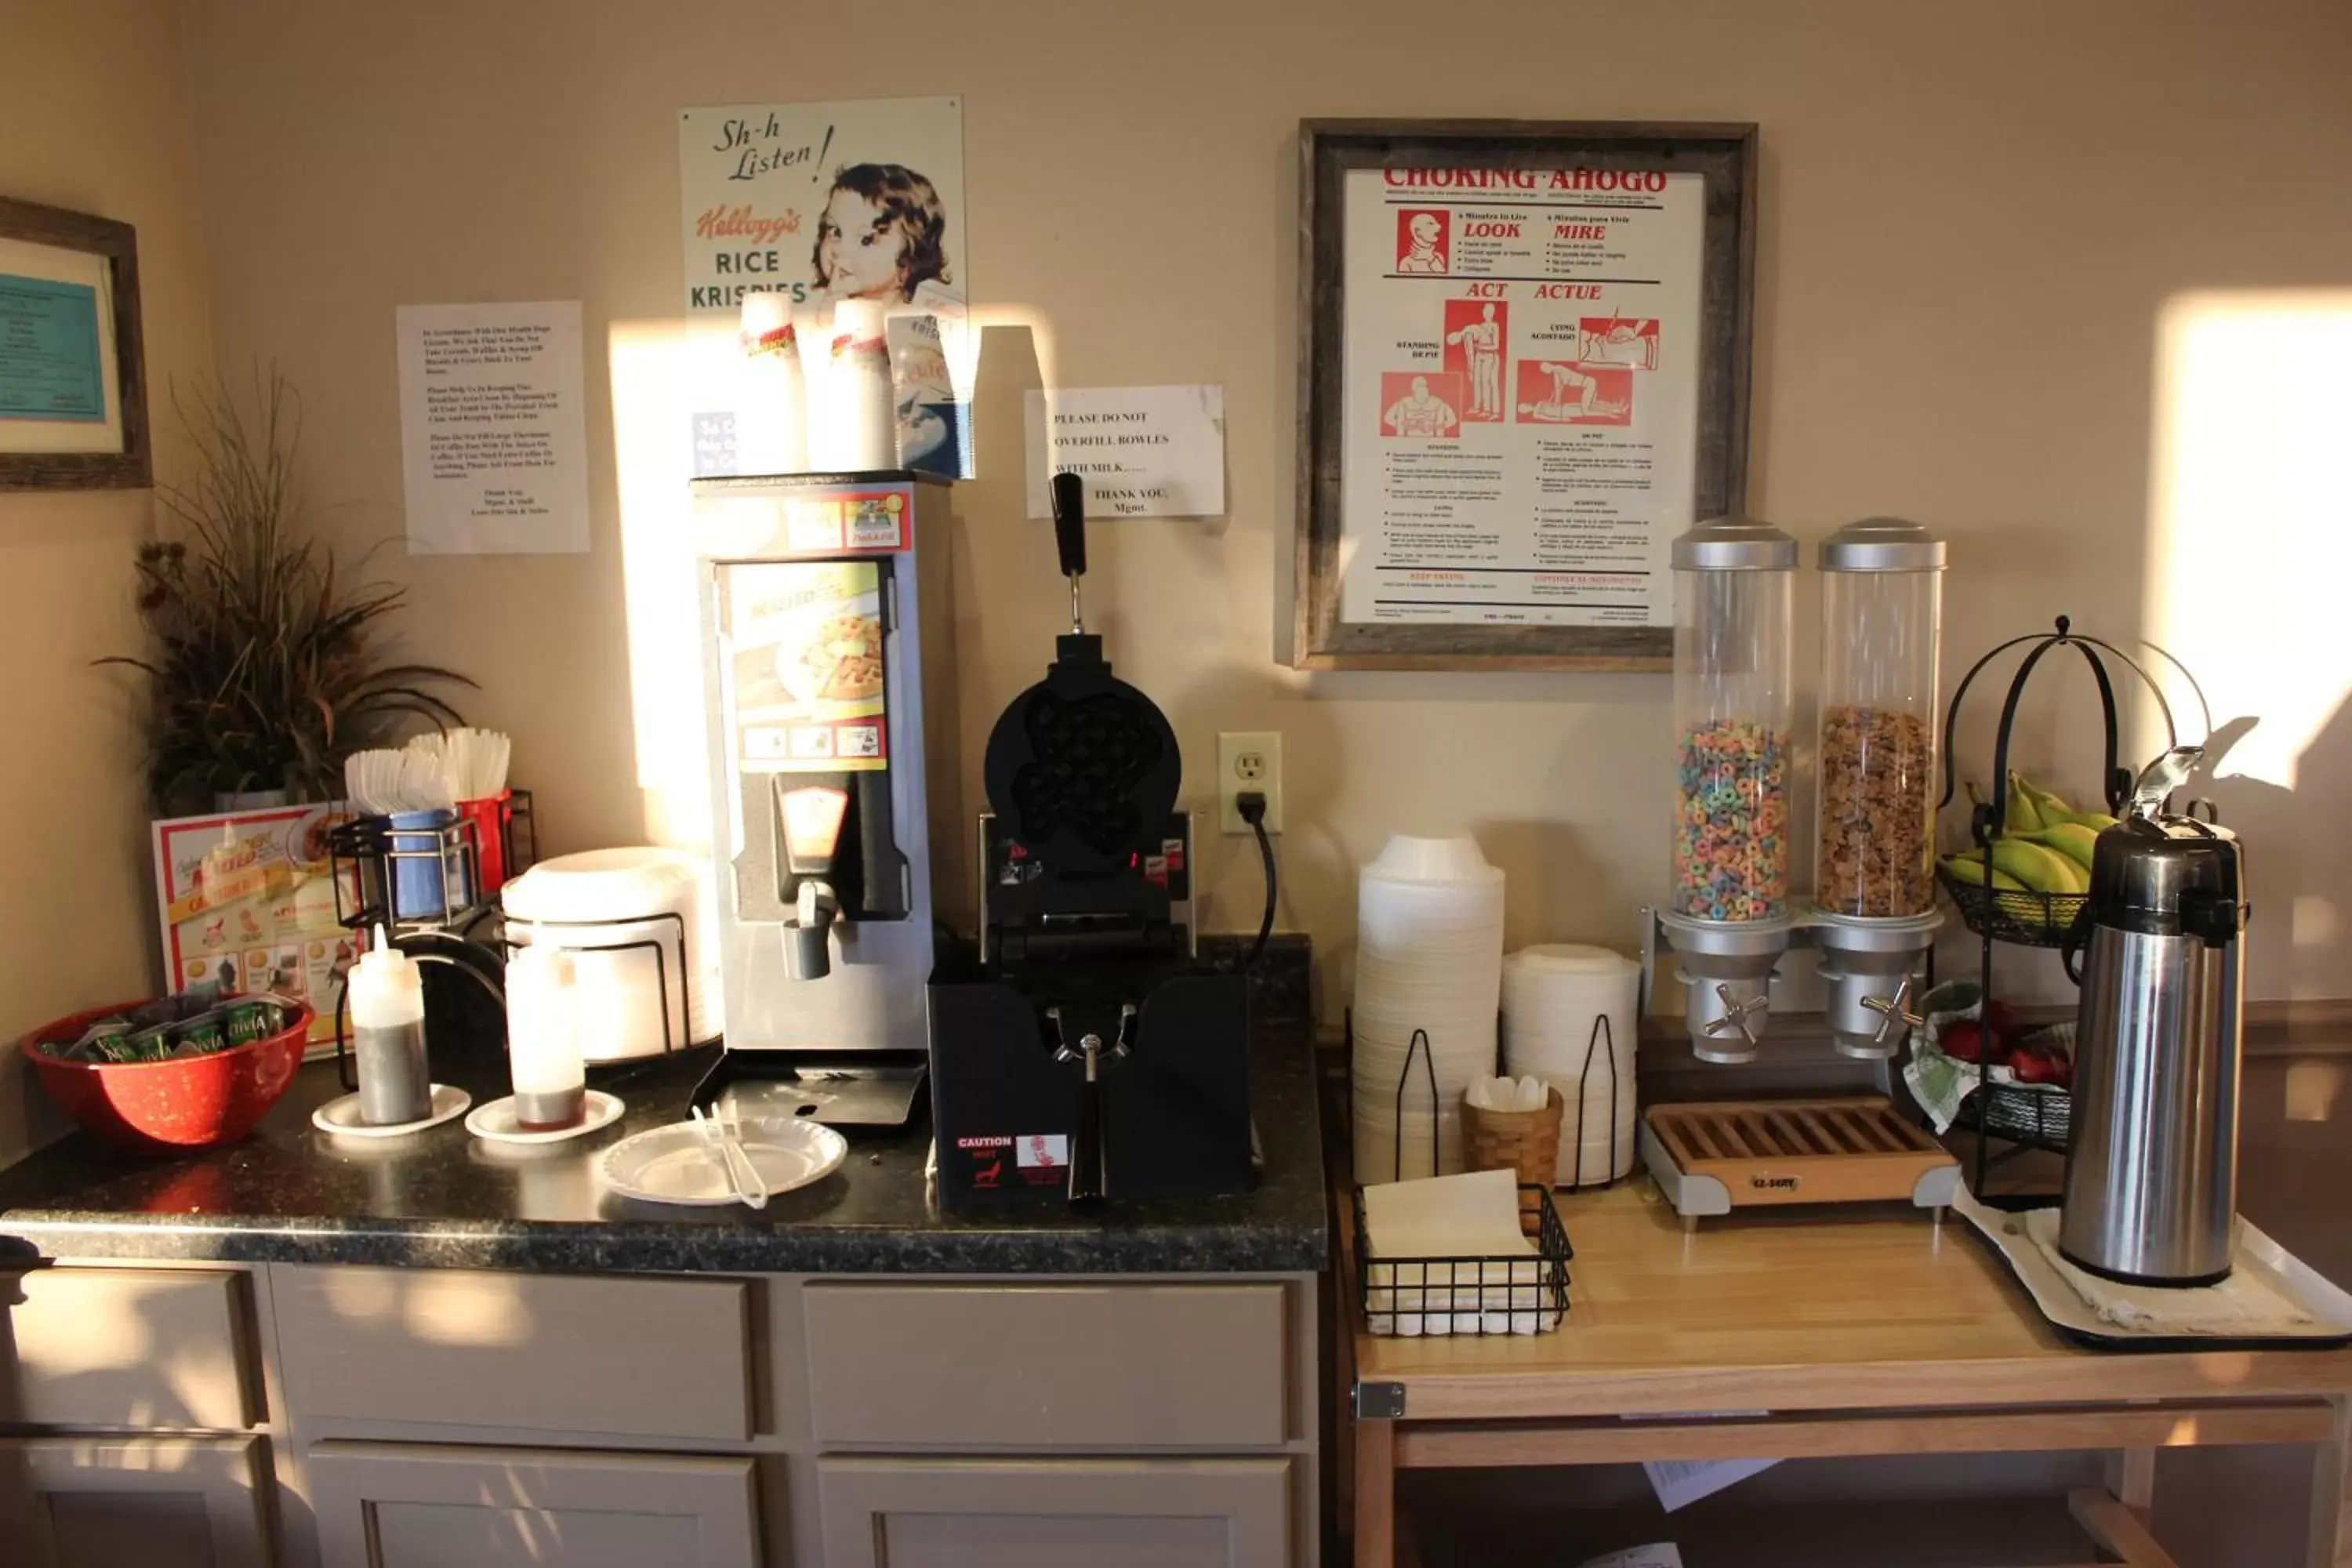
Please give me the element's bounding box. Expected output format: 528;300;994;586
1645;1096;1956;1209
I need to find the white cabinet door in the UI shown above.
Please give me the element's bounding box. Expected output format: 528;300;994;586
0;1435;271;1568
307;1441;758;1568
818;1455;1291;1568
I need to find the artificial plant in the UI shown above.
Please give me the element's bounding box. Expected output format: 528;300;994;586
103;372;473;813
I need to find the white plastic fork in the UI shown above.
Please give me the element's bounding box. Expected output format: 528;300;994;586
691;1105;768;1210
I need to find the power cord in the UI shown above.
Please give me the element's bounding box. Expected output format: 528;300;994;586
1236;791;1276;969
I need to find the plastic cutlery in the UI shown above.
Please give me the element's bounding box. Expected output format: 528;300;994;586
691;1105;768;1210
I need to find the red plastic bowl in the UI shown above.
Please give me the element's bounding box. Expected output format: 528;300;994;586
21;998;314;1156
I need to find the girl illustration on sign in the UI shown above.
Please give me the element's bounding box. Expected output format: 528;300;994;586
811;162;967;474
811;162;960;310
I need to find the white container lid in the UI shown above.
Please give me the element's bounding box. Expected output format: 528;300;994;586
1504;944;1639;977
502;847;701;924
1362;835;1504;886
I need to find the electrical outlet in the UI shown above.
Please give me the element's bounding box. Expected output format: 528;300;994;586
1218;731;1283;834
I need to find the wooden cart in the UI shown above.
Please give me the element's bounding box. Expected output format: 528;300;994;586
1341;1181;2352;1567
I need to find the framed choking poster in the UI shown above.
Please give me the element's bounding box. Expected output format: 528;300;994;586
1294;121;1756;670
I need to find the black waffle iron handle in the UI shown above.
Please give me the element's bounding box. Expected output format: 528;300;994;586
1069;1038;1105;1203
1051;1002;1134;1206
1053;471;1087;635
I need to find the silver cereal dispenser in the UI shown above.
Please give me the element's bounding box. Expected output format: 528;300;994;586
1809;518;1947;1058
1659;517;1798;1062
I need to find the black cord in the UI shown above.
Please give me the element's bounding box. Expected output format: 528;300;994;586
1238;792;1276;968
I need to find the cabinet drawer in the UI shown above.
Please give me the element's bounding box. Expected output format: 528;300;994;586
274;1265;751;1441
307;1441;758;1567
4;1435;271;1568
804;1283;1288;1448
818;1455;1290;1568
16;1266;256;1428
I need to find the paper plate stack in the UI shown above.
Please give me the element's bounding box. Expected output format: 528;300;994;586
1352;836;1505;1184
1501;944;1642;1185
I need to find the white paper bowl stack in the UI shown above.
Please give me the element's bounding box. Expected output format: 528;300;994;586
1351;836;1506;1184
501;848;723;1061
1501;944;1642;1185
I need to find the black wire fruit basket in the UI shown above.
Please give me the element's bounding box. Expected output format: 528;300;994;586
1932;873;2085;952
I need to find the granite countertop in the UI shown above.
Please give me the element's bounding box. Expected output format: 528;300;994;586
0;953;1328;1276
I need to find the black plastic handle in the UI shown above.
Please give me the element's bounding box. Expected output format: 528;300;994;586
1051;471;1087;579
2060;906;2093;985
1068;1044;1105;1204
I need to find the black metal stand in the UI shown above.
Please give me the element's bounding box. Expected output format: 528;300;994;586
1557;1014;1624;1194
321;788;542;1090
1931;616;2208;1203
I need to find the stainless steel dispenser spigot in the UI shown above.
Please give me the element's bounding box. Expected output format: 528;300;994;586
783;880;837;981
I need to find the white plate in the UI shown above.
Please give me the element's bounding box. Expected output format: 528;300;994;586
595;1116;847;1206
313;1084;472;1138
466;1091;626;1146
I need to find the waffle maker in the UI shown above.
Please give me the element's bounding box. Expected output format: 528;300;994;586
928;475;1253;1206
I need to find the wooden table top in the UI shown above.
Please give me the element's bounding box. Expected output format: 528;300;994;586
1348;1181;2352;1421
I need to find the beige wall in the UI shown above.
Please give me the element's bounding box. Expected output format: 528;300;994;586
0;0;214;1161
170;0;2352;1018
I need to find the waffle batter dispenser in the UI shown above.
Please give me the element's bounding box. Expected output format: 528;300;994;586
689;471;960;1124
929;474;1251;1206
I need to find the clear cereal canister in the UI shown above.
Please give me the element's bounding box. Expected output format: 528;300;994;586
1670;517;1798;923
1813;517;1947;919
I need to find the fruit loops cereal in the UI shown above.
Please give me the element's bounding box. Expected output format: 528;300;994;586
1817;705;1935;917
1673;719;1791;920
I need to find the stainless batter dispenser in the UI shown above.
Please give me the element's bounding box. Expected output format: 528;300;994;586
690;470;960;1122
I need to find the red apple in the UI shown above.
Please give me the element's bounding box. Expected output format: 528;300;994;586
1939;1020;1990;1063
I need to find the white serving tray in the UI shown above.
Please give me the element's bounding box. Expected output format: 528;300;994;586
1954;1188;2352;1350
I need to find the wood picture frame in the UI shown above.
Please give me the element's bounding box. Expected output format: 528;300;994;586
0;195;150;492
1294;120;1756;671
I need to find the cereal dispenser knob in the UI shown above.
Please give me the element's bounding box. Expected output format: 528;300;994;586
1861;977;1926;1050
1703;984;1769;1051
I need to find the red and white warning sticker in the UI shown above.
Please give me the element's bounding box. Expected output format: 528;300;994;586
1016;1134;1069;1170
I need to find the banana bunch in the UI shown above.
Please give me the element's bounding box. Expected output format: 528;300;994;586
1939;771;2118;901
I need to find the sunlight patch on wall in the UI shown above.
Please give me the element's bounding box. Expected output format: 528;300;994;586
2146;290;2352;789
609;318;737;853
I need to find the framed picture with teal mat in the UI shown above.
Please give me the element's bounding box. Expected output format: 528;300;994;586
0;195;149;491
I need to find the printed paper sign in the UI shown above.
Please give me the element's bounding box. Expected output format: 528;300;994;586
0;237;122;455
718;557;891;775
397;300;590;555
1642;1457;1780;1512
1023;386;1226;519
0;274;105;422
678;96;971;477
152;807;363;1052
1340;169;1705;628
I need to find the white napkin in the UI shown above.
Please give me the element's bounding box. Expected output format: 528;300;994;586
1466;1073;1548;1112
1363;1170;1558;1336
2023;1209;2319;1334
